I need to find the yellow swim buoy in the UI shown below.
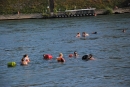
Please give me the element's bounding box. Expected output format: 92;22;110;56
7;62;16;67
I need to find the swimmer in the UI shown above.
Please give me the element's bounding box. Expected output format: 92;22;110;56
82;54;95;61
88;54;95;60
76;32;81;37
21;54;30;65
57;53;65;62
74;51;78;57
69;51;78;58
82;32;89;37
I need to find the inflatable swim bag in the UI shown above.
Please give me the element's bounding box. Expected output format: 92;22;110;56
7;62;16;67
82;55;89;61
43;54;53;60
69;54;73;57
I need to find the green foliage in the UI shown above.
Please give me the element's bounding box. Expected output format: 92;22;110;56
103;7;113;15
0;0;128;14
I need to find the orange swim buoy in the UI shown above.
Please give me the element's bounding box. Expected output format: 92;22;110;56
43;54;53;60
69;54;73;57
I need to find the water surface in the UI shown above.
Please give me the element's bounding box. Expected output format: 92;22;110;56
0;14;130;87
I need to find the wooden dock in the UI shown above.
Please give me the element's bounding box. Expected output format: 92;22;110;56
47;8;96;18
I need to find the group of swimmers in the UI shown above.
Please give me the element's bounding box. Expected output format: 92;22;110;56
76;29;125;38
76;32;89;37
76;31;97;38
20;31;100;65
21;29;126;65
21;52;95;65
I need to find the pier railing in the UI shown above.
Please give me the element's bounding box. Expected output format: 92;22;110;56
43;8;96;18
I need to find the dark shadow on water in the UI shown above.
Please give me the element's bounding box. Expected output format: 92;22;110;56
88;37;99;40
80;37;99;40
80;37;87;40
66;40;76;43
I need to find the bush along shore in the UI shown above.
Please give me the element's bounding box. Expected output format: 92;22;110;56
0;7;130;20
95;7;130;15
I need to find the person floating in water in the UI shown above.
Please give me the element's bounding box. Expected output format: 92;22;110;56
57;53;65;62
21;54;30;65
82;54;95;61
76;32;81;37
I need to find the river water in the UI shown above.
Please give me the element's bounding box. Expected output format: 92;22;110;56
0;14;130;87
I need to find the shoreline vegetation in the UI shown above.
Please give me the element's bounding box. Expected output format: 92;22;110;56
0;7;130;20
0;0;130;20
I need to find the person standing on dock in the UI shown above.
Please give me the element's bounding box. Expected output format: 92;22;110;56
18;11;20;15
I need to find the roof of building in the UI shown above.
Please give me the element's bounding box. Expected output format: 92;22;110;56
65;8;96;12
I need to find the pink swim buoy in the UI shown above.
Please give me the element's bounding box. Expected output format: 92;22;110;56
43;54;53;60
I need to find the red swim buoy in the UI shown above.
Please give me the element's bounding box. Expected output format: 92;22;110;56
43;54;53;60
69;54;73;57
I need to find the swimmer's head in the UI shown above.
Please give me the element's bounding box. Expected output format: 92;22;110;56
59;53;63;57
74;51;77;54
89;54;93;58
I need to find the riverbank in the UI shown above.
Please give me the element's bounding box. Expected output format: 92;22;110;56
95;7;130;15
0;7;130;20
0;13;43;20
